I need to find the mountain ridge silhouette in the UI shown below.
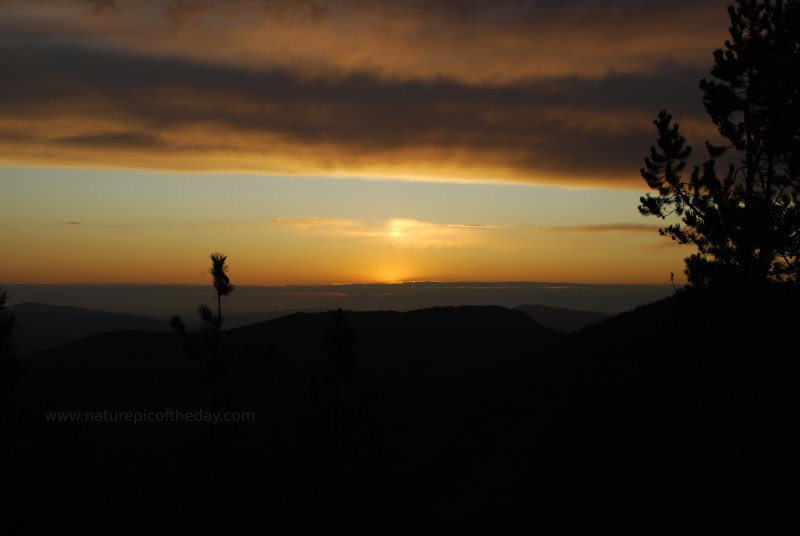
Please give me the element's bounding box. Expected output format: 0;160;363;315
6;291;795;531
10;302;170;355
514;303;611;332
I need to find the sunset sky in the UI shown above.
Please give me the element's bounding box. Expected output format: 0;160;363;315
0;0;731;287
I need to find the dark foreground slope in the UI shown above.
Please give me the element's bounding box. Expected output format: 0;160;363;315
456;285;799;532
4;305;559;533
3;290;796;533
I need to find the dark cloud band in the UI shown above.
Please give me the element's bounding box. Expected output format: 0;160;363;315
0;27;713;186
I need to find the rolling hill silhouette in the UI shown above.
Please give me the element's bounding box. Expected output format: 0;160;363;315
9;305;560;531
16;304;560;401
5;291;796;532
514;303;611;332
10;302;169;355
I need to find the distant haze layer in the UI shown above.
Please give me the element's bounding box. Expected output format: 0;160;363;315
4;282;673;318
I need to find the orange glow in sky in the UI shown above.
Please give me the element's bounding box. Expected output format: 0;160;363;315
0;0;729;287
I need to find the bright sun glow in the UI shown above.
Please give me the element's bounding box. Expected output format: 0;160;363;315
373;265;413;283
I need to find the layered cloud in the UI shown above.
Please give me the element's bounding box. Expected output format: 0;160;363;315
0;0;730;187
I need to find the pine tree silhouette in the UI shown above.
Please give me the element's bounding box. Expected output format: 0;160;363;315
204;252;234;353
639;0;800;286
167;255;236;531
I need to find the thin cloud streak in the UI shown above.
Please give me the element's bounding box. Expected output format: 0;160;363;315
544;223;662;233
271;217;506;248
446;224;507;229
269;217;361;230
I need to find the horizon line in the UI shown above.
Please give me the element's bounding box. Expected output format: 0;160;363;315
3;280;674;288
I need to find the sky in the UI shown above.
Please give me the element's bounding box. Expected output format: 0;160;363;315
0;0;732;290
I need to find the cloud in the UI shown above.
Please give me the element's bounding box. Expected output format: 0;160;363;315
54;131;161;149
269;217;360;230
0;0;730;187
86;0;117;15
164;1;212;27
0;39;714;186
383;219;471;248
0;0;728;83
545;223;662;233
271;217;504;248
446;224;506;229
